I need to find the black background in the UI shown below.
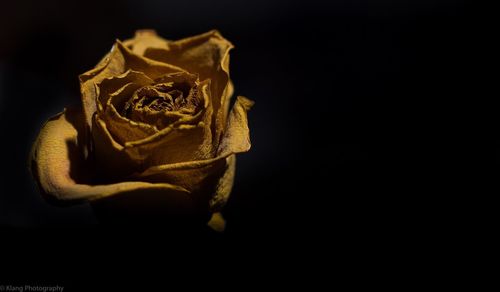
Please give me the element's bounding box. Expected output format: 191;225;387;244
0;0;465;285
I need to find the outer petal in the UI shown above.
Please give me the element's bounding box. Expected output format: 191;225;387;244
122;29;170;56
217;96;254;156
133;96;253;177
142;30;234;148
29;108;190;207
209;155;236;212
207;212;226;232
131;96;253;211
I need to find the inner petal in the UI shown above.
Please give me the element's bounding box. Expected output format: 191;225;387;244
118;77;203;130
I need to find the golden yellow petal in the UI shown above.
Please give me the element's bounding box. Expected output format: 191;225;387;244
142;30;234;147
122;29;170;56
130;153;235;216
30;108;189;204
79;40;186;133
207;212;226;232
133;96;253;180
209;155;236;212
115;40;187;79
217;96;254;156
120;80;214;165
102;83;159;145
90;83;215;179
129;96;252;211
96;69;154;112
131;157;229;212
143;30;232;82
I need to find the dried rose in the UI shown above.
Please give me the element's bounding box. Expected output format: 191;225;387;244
30;30;253;230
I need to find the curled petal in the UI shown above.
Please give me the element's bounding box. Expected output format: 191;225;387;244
79;40;186;133
96;69;154;112
130;96;253;211
122;29;169;56
101;83;159;145
124;80;214;163
113;40;187;79
142;30;234;147
131;157;229;213
217;96;254;156
133;95;253;177
30;108;190;205
124;79;212;146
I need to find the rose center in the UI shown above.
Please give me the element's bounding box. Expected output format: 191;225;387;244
119;80;200;129
127;82;195;113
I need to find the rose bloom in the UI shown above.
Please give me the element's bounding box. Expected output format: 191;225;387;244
30;30;253;231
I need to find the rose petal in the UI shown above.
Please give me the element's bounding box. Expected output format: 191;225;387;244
122;29;170;56
132;108;192;130
207;212;226;232
209;155;236;212
127;154;234;215
115;41;187;79
128;122;212;166
96;69;154;112
92;93;252;213
217;96;254;156
92;115;137;179
129;96;253;209
30;108;190;205
123;80;214;164
127;71;200;129
91;81;215;180
79;40;186;133
102;83;159;145
131;157;230;212
124;79;211;146
142;30;234;148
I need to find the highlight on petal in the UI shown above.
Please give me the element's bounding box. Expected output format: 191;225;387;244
115;40;187;79
30;108;190;205
122;29;169;56
217;96;254;156
143;30;233;83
